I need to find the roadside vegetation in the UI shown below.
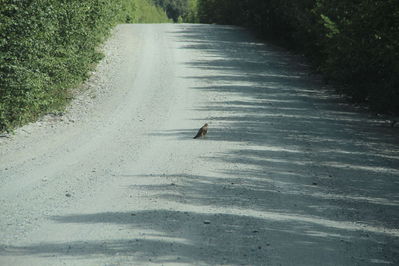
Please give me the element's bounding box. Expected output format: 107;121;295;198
198;0;399;115
0;0;169;132
152;0;199;23
2;0;397;132
128;0;171;23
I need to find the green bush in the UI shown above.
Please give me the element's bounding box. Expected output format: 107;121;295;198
0;0;169;132
313;0;399;112
198;0;399;114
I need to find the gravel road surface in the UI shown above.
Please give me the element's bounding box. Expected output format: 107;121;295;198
1;24;398;265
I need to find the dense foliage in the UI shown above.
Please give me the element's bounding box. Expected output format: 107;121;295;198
198;0;399;114
0;0;169;132
129;0;171;23
153;0;198;23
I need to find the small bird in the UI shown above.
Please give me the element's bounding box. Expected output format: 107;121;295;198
193;123;208;139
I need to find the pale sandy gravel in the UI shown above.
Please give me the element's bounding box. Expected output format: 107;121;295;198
0;24;398;266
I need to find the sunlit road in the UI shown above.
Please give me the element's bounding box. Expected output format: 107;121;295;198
0;24;398;265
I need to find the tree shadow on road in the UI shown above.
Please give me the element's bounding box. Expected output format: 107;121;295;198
158;24;399;227
1;207;396;265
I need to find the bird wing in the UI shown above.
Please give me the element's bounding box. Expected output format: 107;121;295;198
193;128;203;139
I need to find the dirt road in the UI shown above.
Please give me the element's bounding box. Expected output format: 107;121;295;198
1;24;398;265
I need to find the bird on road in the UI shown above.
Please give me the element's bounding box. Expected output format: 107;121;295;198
193;123;208;139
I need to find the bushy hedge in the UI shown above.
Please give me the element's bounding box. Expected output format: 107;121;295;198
198;0;399;114
0;0;169;132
